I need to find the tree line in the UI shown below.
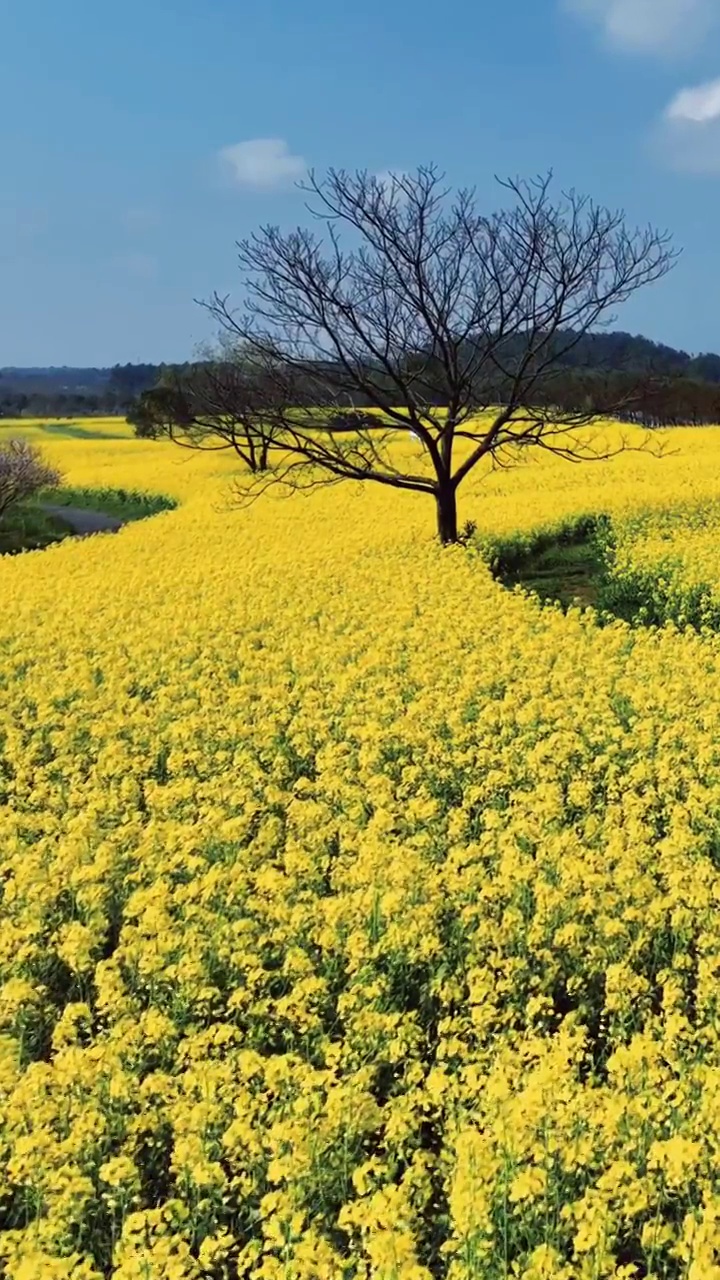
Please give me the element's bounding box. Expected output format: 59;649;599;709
0;364;161;419
535;368;720;428
6;342;720;432
128;353;720;448
128;337;720;443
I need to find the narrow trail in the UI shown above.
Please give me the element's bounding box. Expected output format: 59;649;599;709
39;505;123;536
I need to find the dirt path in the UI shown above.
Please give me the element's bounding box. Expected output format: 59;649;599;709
39;505;123;536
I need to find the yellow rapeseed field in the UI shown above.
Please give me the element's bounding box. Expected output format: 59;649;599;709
7;420;720;1278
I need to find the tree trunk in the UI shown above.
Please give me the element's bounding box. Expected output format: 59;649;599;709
435;483;458;545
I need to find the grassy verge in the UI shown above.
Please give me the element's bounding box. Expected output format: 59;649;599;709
33;486;177;520
0;506;70;555
480;515;613;611
0;486;177;555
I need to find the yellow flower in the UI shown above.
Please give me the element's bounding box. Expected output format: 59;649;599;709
6;419;720;1273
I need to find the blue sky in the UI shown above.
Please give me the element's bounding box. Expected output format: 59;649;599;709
2;0;720;366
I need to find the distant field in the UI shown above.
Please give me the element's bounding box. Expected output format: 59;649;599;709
0;415;134;441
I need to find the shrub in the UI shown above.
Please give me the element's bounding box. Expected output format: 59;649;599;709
326;410;380;431
0;439;62;521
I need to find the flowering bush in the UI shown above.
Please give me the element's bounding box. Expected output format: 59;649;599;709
0;438;61;519
3;420;720;1276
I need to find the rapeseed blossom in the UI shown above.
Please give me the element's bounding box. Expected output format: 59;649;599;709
3;419;720;1274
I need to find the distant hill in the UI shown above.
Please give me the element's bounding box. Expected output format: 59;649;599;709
543;331;720;382
0;364;160;395
4;333;720;394
0;368;110;387
0;363;162;417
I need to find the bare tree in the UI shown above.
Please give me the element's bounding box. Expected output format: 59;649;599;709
129;347;282;472
194;166;676;543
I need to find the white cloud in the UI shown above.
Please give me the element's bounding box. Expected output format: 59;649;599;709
564;0;716;54
656;78;720;172
666;78;720;122
218;138;306;189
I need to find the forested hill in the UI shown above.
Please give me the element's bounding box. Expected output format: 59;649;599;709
547;332;720;381
3;332;720;419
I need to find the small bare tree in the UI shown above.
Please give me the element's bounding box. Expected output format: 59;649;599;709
129;348;281;472
193;166;676;542
0;439;61;521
